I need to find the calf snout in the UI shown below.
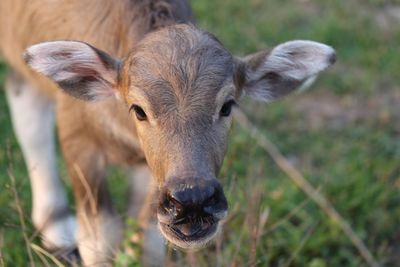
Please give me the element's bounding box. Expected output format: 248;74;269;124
157;177;228;248
159;178;228;222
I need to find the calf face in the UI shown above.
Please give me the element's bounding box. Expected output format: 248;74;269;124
25;24;335;249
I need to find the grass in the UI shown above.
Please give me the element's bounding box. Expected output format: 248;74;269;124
1;0;400;266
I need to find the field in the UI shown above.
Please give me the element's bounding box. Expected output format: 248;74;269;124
1;0;400;266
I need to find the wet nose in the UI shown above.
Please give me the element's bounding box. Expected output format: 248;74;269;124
160;177;228;221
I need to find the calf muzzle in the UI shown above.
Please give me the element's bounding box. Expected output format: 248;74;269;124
157;177;228;249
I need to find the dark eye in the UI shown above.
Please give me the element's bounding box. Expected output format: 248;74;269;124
130;104;147;121
220;100;236;117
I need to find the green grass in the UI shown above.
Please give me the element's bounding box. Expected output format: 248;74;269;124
1;0;400;266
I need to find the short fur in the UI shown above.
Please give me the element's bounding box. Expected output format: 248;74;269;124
0;1;335;265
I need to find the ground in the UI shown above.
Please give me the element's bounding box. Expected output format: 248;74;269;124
1;0;400;266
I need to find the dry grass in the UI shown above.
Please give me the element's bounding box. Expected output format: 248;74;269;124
7;162;35;266
234;109;380;267
1;0;400;266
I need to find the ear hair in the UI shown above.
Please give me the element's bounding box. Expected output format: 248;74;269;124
238;40;336;102
24;41;121;101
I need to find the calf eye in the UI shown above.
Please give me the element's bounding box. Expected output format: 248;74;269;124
220;100;236;117
130;104;147;121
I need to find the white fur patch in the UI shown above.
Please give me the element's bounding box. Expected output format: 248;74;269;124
76;211;122;265
5;78;77;249
41;215;77;249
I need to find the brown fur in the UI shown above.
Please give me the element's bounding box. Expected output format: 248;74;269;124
0;1;195;263
0;0;195;204
123;25;234;181
1;0;335;263
0;0;192;97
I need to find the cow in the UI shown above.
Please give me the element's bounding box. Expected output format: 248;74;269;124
0;0;335;265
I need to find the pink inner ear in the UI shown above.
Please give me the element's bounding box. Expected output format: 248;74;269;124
64;64;102;78
50;51;74;60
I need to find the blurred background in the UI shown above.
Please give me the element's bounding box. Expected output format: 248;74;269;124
1;0;399;266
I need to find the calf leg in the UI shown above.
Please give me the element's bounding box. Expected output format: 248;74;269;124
5;71;76;251
61;136;122;266
128;163;153;218
128;164;165;267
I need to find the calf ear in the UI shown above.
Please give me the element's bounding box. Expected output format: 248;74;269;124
24;41;121;101
237;40;336;102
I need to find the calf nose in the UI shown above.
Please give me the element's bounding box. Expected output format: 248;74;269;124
160;177;228;221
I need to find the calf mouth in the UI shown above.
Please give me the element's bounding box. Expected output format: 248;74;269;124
158;215;221;250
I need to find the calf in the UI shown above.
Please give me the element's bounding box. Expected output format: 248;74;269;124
0;0;335;265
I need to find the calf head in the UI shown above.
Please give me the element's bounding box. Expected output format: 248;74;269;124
25;24;335;249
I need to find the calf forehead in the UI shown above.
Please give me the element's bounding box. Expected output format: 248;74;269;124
126;25;234;117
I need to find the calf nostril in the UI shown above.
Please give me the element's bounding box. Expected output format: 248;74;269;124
163;194;185;219
203;190;228;216
204;192;218;207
